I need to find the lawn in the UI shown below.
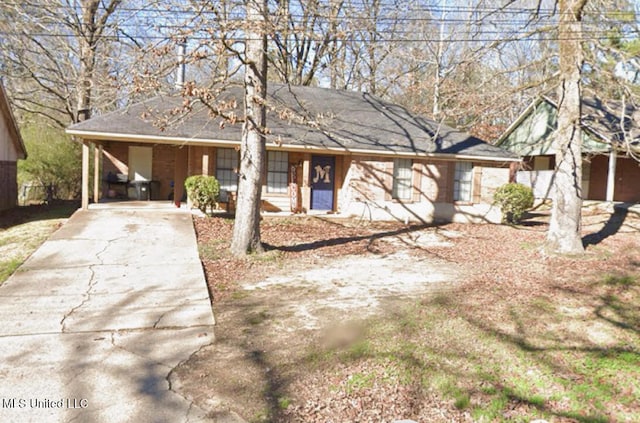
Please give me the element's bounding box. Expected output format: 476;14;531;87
177;207;640;423
0;202;77;284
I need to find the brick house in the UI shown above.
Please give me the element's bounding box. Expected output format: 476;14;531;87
67;84;519;223
0;81;27;211
497;95;640;202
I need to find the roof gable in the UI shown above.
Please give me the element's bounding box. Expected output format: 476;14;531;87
68;84;518;162
497;95;637;156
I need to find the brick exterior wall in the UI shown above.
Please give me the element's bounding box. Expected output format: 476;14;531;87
102;141;177;200
589;155;640;202
348;156;454;204
479;166;510;203
97;140;511;222
348;156;392;203
0;160;18;210
342;156;508;223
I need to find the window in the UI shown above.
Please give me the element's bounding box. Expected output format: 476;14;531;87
267;151;289;193
453;162;473;202
392;159;412;200
216;148;238;191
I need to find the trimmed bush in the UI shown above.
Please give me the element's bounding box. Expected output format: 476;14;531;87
493;183;534;224
184;175;220;214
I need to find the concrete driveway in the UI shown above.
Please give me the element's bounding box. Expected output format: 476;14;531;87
0;205;215;423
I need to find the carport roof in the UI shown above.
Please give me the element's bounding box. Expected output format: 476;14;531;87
68;83;518;162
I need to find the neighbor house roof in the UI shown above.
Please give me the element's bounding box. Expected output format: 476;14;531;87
0;80;27;160
496;95;640;156
68;83;518;162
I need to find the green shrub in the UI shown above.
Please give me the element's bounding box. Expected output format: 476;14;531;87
18;123;82;200
184;175;220;214
493;183;534;224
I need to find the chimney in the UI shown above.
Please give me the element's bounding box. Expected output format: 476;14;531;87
176;41;186;90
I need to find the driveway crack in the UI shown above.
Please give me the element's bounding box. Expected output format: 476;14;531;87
166;340;215;420
60;239;111;333
60;264;98;332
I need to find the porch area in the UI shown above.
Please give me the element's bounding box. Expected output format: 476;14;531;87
517;152;640;203
79;140;349;215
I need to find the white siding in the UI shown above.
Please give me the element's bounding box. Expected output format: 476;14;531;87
0;111;19;162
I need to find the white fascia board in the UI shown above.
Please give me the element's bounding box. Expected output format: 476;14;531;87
66;129;520;163
65;129;240;147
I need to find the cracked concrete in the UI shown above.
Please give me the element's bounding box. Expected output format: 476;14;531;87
0;206;216;422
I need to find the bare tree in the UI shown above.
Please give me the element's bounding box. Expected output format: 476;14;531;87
230;0;268;255
545;0;589;254
269;0;345;86
0;0;125;125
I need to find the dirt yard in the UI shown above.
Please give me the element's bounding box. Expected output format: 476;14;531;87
173;205;640;423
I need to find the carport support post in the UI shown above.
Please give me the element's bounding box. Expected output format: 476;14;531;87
606;149;617;202
94;144;101;203
301;156;311;212
174;146;188;207
81;140;89;210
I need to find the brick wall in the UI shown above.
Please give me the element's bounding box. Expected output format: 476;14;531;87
348;156;391;202
101;142;223;201
0;160;17;210
479;166;510;203
589;155;640;202
347;156;453;204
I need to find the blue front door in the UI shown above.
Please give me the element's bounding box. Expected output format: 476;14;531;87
310;156;335;210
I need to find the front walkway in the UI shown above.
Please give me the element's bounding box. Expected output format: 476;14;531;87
0;206;215;423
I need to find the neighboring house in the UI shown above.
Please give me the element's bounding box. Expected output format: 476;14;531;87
67;84;519;223
497;95;640;202
0;81;27;211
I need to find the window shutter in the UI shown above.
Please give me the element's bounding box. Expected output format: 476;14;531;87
412;161;422;202
384;161;393;201
444;162;454;203
472;165;482;204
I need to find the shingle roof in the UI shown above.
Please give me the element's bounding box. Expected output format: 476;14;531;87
580;96;640;148
68;83;518;161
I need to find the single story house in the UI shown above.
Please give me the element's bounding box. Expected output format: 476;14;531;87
67;83;519;223
0;81;27;211
496;95;640;202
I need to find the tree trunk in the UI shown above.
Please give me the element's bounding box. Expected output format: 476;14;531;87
545;0;588;254
76;0;100;122
230;0;268;255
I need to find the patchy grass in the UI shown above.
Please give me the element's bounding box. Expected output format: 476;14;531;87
0;258;22;283
0;202;76;284
181;210;640;422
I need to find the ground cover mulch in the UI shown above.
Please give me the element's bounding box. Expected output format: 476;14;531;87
186;209;640;423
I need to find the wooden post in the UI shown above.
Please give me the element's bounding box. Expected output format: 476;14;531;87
173;147;188;207
301;155;311;212
81;141;89;210
93;144;101;203
202;151;209;176
606;150;617;202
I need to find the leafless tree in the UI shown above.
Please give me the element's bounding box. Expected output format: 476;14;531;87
545;0;589;254
0;0;127;125
269;0;345;86
230;0;269;255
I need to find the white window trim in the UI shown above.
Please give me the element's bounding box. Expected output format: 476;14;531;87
216;148;239;192
392;158;413;200
267;151;289;194
453;161;473;202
